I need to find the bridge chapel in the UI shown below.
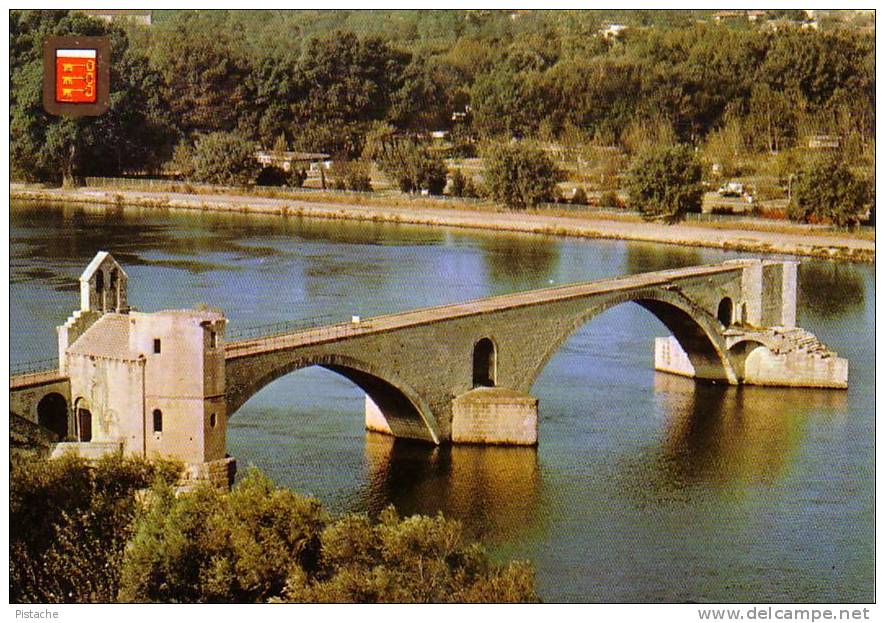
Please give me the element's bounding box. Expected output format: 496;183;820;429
55;252;234;486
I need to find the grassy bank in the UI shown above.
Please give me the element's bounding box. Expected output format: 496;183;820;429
11;185;874;263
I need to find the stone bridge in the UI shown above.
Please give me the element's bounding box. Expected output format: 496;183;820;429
223;258;846;445
11;256;847;475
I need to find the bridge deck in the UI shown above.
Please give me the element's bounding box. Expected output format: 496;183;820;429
225;262;742;359
10;370;68;389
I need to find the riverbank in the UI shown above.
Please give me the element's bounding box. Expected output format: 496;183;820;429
11;185;874;262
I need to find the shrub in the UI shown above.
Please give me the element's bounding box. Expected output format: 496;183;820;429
329;160;372;192
280;507;538;603
376;142;447;195
789;155;871;227
598;190;621;208
10;454;179;603
625;144;704;218
448;169;479;198
482;143;563;210
119;469;537;603
190;132;260;187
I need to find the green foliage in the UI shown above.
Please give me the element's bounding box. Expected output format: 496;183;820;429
10;10;874;185
189;132;260;186
10;453;180;603
790;155;870;226
119;468;537;603
281;508;538;603
482;143;563;209
373;139;448;195
448;169;478;198
599;190;621;208
329;161;373;192
626;144;704;217
119;469;327;603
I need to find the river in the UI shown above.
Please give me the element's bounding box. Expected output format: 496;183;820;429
10;201;874;603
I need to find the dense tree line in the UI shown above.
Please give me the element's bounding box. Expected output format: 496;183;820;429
9;10;874;220
11;455;537;603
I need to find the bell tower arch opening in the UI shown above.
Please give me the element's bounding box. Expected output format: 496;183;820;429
472;338;497;387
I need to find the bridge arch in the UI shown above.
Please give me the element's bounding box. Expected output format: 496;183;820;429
525;287;737;389
37;392;68;439
227;353;440;444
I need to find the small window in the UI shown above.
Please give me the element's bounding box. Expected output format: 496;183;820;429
153;338;161;354
209;331;217;348
210;413;217;428
152;409;162;433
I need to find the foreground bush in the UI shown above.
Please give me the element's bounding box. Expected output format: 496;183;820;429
281;509;537;603
10;454;179;603
11;458;537;604
119;468;537;603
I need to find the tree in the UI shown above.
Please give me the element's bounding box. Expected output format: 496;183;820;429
625;144;704;218
449;169;478;198
790;155;870;227
482;143;563;209
329;160;373;192
189;132;260;186
372;139;447;195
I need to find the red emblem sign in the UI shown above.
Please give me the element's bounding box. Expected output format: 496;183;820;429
56;49;97;103
43;36;109;116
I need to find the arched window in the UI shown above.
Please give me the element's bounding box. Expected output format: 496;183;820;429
95;270;104;293
717;297;734;327
109;268;117;289
472;338;497;387
153;409;163;433
210;413;217;428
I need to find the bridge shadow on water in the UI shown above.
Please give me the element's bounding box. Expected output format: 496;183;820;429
348;433;546;545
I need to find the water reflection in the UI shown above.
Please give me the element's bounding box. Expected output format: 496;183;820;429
624;242;703;275
479;232;560;291
798;261;866;319
642;374;848;497
353;433;544;544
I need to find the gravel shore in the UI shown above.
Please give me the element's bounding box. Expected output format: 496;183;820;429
11;186;874;263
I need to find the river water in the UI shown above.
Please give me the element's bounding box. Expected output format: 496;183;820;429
10;201;874;603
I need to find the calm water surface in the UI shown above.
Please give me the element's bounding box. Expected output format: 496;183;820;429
10;202;874;603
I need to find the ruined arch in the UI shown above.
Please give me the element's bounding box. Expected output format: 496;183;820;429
226;353;439;444
37;393;68;439
526;287;737;389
